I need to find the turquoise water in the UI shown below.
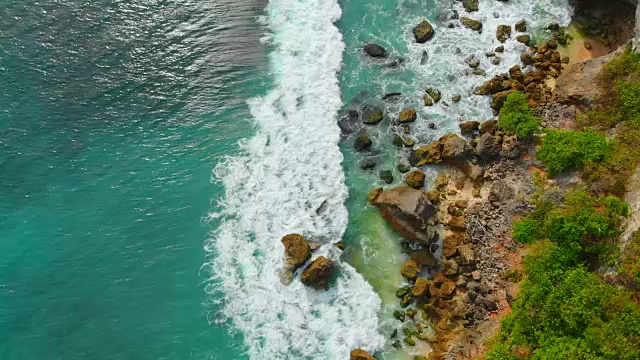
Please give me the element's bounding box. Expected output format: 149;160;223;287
0;0;266;358
1;0;574;359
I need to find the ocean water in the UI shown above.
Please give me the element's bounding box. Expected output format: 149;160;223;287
0;0;266;359
1;0;573;360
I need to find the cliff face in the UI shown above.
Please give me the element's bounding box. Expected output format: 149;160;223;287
572;0;639;49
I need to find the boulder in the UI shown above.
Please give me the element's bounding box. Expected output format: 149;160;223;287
496;25;512;43
516;34;531;45
281;234;311;270
441;134;468;160
411;248;438;267
425;87;442;103
489;179;515;204
379;169;393;184
406;170;426;189
475;132;501;161
461;17;483;32
448;216;466;230
414;20;435;43
423;95;434;106
462;0;479;12
521;53;534;66
443;232;463;258
397;162;411;173
372;186;438;245
515;19;527;32
412;277;431;297
301;256;334;290
459;121;480;134
350;349;376;360
475;73;510;95
410;134;468;166
364;43;387;58
458;244;475;265
363;107;384;125
480;119;498;135
368;187;383;204
401;259;420;279
354;136;372;152
491;89;516;111
509;65;525;82
399;108;417;123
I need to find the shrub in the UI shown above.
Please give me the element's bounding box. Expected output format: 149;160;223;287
619;231;640;285
498;91;541;139
537;130;611;177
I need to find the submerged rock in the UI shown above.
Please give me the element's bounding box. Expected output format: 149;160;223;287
301;256;333;290
354;135;372;152
379;169;394;184
371;186;438;245
401;259;420;279
515;19;527;32
364;43;387;58
462;0;479;12
425;87;442;103
363;107;384;125
413;20;435;43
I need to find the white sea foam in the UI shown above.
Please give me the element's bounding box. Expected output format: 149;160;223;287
405;0;573;140
205;0;385;359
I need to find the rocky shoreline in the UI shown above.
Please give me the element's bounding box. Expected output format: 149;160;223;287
280;1;640;359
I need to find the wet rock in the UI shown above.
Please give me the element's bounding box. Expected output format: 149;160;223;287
379;169;394;184
516;34;531;45
452;94;461;102
413;20;435;43
392;135;403;147
421;50;429;65
397;162;411;173
475;73;510;95
425;87;442;103
410;134;468;166
436;174;448;190
367;187;383;204
401;259;420;279
411;248;438;267
364;43;387;58
444;233;463;258
423;95;434;107
461;17;483;32
442;259;459;276
509;65;525;82
350;349;376;360
473;68;486;76
496;25;511;43
495;45;504;53
403;138;415;148
281;234;311;272
406;170;426;189
360;159;376;170
480;119;498;135
399;108;417;123
371;186;438;245
301;256;333;290
521;53;534;66
492;57;501;65
363;107;384;125
382;92;402;100
515;19;527;32
462;0;479;12
459;121;480;134
412;277;431;297
354;135;372;152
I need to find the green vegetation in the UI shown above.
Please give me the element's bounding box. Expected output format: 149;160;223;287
486;191;639;360
619;231;640;286
498;91;541;139
537;130;611;177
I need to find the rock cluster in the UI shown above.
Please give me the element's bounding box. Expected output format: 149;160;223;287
280;234;335;290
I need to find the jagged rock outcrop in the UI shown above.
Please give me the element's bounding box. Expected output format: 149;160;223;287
370;186;438;245
350;349;376;360
301;256;333;290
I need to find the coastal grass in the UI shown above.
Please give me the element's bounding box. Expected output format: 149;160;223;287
486;191;640;360
498;91;541;139
537;130;611;177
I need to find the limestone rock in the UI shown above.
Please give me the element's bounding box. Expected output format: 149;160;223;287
399;108;417;123
462;0;479;12
363;107;384;125
412;277;431;297
301;256;334;290
350;349;376;360
448;216;466;230
475;73;510;95
461;17;483;32
459;121;480;134
406;170;426;189
476;132;501;161
410;134;469;166
480;120;498;135
458;244;475;265
354;136;372;152
496;25;511;43
364;43;387;58
411;248;438;267
372;186;438;245
368;187;383;204
401;259;420;279
516;34;531;45
281;234;311;271
515;19;527;32
413;20;435;43
443;233;463;258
